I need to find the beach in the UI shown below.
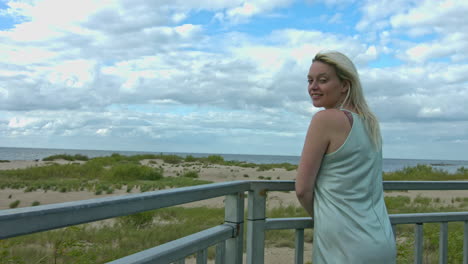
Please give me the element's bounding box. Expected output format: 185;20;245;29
2;158;467;210
2;158;468;263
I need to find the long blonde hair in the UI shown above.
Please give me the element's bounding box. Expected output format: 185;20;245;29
313;51;382;149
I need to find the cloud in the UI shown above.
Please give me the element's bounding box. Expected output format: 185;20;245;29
0;0;467;159
215;0;294;24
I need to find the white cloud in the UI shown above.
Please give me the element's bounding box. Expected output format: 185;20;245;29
0;0;467;159
8;117;37;128
216;0;294;23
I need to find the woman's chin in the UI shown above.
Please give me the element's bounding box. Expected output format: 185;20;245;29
312;101;322;108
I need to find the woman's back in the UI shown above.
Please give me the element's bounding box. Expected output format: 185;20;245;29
312;110;396;263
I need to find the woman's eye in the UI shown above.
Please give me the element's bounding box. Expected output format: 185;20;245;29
319;79;327;83
307;79;313;84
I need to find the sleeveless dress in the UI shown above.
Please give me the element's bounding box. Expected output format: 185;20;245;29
312;110;396;263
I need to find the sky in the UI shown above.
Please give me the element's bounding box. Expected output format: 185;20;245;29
0;0;467;161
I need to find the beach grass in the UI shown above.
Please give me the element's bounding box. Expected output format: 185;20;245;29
2;154;468;263
2;196;467;264
383;164;468;181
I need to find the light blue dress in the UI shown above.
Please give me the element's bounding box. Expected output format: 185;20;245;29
312;111;396;263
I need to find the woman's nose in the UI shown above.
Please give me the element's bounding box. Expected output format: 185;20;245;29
309;82;317;90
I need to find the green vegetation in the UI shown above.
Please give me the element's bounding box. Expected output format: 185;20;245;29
384;164;468;181
2;154;468;263
9;200;20;208
0;154;210;193
0;207;225;263
181;170;199;178
4;194;466;264
42;154;89;161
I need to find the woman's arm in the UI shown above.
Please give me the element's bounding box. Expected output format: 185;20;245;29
295;110;334;217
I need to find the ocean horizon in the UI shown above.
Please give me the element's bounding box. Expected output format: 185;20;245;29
1;146;468;174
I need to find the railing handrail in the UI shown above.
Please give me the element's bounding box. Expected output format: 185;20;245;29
264;212;468;231
2;180;468;239
106;224;236;264
0;180;250;239
2;180;468;264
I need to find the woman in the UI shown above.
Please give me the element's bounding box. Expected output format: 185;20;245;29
295;51;396;263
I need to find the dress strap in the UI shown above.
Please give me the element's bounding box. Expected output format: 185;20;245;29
341;109;354;126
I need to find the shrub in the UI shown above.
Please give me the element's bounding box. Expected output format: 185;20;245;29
107;164;163;181
457;166;468;174
42;154;89;161
161;155;182;164
206;155;224;164
32;201;40;206
184;155;197;162
126;185;133;193
9;200;20;208
182;171;199;178
117;211;155;229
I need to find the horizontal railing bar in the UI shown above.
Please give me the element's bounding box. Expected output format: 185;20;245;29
248;181;468;192
265;217;313;230
107;224;235;264
390;212;468;224
383;181;468;191
265;212;468;230
0;181;250;239
1;181;467;239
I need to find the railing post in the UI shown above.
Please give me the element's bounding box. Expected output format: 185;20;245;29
295;229;304;264
196;249;207;264
215;241;226;264
392;224;397;240
246;185;267;264
439;222;448;264
225;192;245;264
415;223;423;264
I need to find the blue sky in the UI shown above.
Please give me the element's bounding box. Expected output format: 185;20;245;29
0;0;468;160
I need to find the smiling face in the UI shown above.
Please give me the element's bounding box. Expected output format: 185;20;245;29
307;61;348;109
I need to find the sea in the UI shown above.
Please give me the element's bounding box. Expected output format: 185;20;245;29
1;147;468;174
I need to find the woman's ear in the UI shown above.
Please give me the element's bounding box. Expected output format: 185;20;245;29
341;80;350;94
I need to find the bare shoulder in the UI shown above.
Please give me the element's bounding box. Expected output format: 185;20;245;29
312;109;348;129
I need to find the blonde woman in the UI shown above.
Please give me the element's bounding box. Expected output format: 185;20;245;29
295;51;396;263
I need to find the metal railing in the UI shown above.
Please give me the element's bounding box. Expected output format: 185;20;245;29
1;181;468;264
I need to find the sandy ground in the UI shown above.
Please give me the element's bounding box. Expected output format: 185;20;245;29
1;159;468;264
2;159;468;210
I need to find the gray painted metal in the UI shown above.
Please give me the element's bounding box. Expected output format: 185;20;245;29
3;180;468;263
265;217;313;230
246;188;266;264
265;213;468;230
0;181;249;239
215;241;225;264
295;229;304;264
175;259;185;264
106;224;234;264
415;224;423;264
439;222;448;264
196;249;207;264
250;180;468;191
383;181;468;190
390;212;468;224
224;193;244;264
